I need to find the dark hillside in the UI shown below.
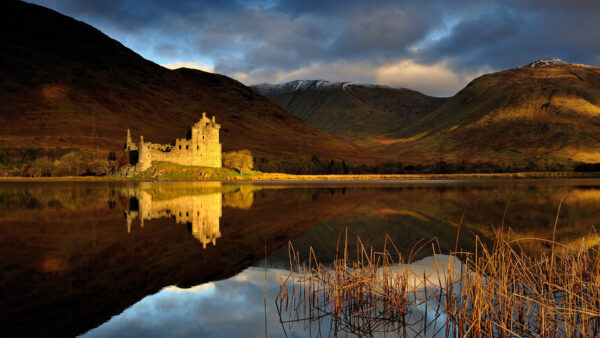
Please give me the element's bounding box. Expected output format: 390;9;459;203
0;1;380;166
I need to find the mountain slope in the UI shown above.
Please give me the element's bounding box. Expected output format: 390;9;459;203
385;59;600;165
252;80;446;138
0;1;381;163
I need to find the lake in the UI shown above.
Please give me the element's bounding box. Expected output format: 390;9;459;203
2;180;600;337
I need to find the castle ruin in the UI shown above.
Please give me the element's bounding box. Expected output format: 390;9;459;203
125;112;221;172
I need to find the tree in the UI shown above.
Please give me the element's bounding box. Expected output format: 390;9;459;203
87;160;110;176
59;151;86;176
223;150;254;173
27;156;54;177
342;160;349;174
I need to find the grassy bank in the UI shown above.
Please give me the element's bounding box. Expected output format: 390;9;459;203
253;171;600;181
2;170;600;182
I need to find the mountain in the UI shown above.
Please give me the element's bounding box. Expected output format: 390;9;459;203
2;1;599;171
384;59;600;166
0;1;382;164
252;80;446;139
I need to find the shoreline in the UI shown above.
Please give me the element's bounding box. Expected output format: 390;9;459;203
1;171;600;182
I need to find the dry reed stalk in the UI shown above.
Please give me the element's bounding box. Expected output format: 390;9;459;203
277;226;600;337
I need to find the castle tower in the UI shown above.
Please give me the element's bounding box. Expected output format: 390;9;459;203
137;135;152;171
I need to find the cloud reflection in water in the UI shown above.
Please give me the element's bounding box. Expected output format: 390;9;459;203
82;267;301;338
82;255;457;338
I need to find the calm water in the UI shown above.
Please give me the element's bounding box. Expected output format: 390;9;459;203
2;180;600;337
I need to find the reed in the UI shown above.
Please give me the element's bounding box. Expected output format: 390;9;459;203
277;228;600;337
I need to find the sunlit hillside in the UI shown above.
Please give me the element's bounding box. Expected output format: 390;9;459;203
384;60;600;166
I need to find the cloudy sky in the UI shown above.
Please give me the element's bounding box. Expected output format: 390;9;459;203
29;0;600;96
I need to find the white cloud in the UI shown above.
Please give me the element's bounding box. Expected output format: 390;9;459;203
162;61;214;72
375;59;491;96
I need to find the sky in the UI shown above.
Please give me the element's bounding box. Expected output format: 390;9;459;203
28;0;600;96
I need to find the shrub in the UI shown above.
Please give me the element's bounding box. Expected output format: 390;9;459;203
223;150;253;173
86;160;110;176
573;162;600;172
26;156;54;177
59;151;86;176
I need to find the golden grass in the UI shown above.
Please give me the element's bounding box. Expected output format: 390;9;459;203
278;224;600;336
251;171;600;182
2;171;600;182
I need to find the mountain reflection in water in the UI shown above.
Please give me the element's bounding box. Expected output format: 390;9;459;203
3;180;600;337
83;267;287;338
83;255;462;338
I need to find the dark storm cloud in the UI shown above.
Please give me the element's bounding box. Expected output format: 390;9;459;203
422;9;525;69
424;1;600;72
331;4;442;58
33;0;240;31
190;7;332;73
27;0;600;95
29;0;442;66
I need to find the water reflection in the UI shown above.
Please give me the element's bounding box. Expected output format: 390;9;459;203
83;255;462;338
83;267;286;338
123;184;223;248
3;180;600;337
121;183;256;248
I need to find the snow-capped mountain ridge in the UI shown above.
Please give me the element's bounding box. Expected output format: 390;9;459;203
250;79;446;138
252;80;392;93
524;58;588;68
525;58;566;68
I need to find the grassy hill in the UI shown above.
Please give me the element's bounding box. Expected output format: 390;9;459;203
253;62;600;169
383;59;600;167
252;80;446;139
0;1;383;166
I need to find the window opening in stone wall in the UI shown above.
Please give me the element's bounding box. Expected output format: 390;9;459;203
128;150;139;165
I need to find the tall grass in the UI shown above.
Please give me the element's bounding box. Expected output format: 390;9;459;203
277;227;600;337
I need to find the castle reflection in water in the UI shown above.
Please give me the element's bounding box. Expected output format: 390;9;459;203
122;183;254;248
